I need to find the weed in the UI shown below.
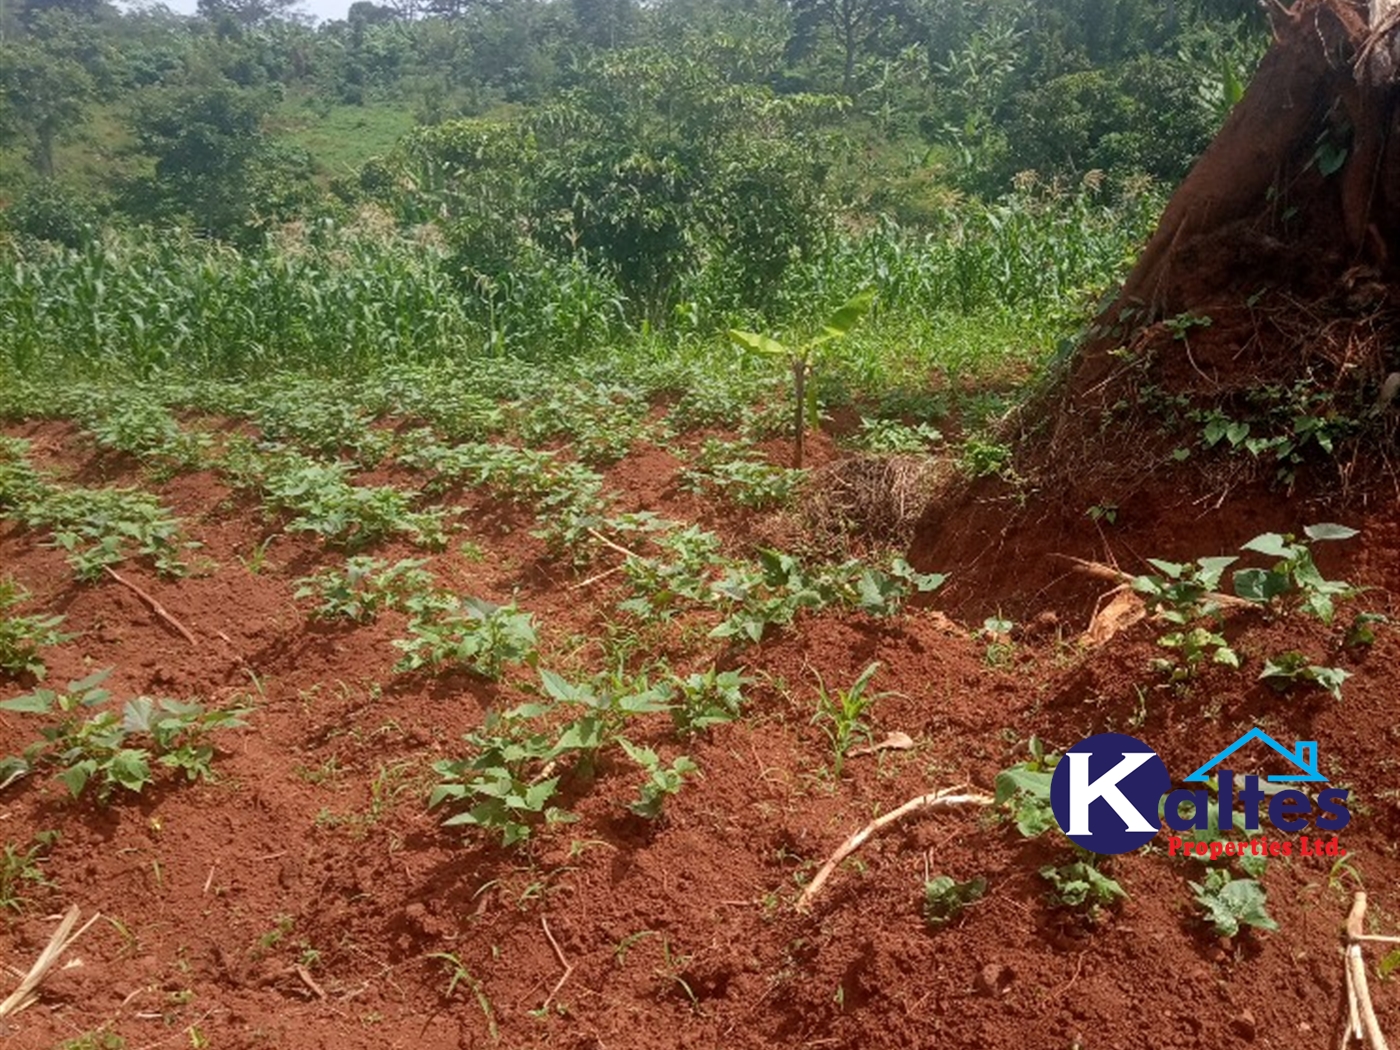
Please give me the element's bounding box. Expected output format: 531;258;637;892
1190;867;1277;938
1258;652;1351;700
428;952;499;1040
1086;502;1118;525
922;874;986;929
619;739;698;819
811;662;883;776
0;834;55;913
57;1030;126;1050
0;577;71;678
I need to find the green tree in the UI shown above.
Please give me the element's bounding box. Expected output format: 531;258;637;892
128;82;314;239
0;43;91;177
789;0;915;95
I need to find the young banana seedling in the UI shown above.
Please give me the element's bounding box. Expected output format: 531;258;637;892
729;290;875;468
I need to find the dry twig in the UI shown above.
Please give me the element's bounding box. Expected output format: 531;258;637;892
796;786;993;913
102;566;197;646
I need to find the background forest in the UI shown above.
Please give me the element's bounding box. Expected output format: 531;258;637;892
1;0;1271;391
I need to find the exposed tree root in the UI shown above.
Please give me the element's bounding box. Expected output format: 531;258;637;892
103;566;198;647
796;786;993;913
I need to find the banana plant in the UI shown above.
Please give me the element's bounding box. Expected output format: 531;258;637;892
728;290;875;468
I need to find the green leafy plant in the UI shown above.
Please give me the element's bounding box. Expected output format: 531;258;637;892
1258;651;1351;700
1132;554;1238;624
853;418;943;454
236;448;448;550
678;443;806;509
394;597;538;678
294;557;435;623
1233;524;1360;623
1040;859;1126;912
619;739;698;819
0;833;56;913
957;435;1014;479
0;578;70;678
729;291;875;468
537;668;675;758
1190;867;1278;938
0;441;194;579
0;670;250;801
923;874;986;929
1132;555;1240;681
994;736;1059;838
429;711;570;847
811;662;884;776
1346;611;1388;648
670;666;747;736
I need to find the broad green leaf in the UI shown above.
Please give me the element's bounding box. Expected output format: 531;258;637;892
60;759;97;798
109;749;152;792
1232;568;1291;603
820;291;876;336
0;692;55;714
1304;523;1359;542
1241;533;1291;558
728;330;789;357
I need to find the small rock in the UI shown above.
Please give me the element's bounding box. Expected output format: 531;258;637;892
975;963;1012;997
1230;1009;1256;1041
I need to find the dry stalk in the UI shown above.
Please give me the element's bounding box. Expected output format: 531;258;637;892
0;905;102;1018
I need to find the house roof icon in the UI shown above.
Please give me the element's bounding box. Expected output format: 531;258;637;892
1183;727;1326;783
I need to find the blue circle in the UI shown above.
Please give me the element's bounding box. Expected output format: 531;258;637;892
1049;732;1170;854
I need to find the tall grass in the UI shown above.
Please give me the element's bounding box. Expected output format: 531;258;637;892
0;176;1162;384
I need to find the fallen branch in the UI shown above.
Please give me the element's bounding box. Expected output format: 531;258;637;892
1343;891;1391;1050
796;786;993;913
0;905;102;1018
585;528;646;562
1055;555;1258;611
540;915;573;1012
103;566;197;646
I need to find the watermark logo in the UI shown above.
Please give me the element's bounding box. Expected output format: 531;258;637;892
1049;732;1171;853
1048;729;1351;855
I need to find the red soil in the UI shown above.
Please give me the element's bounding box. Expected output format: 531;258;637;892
2;417;1399;1050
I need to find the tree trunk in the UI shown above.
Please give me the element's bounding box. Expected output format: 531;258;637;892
1098;0;1397;328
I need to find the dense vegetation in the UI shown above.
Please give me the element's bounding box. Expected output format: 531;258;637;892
0;0;1265;379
